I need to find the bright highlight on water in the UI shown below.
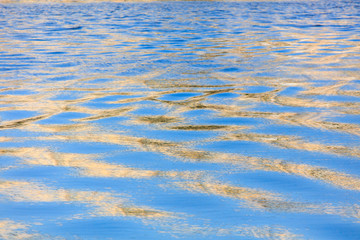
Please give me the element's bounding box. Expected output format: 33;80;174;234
0;0;359;239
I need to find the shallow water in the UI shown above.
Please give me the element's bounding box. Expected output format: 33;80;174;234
0;0;359;239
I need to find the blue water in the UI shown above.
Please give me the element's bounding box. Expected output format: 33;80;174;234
0;0;359;239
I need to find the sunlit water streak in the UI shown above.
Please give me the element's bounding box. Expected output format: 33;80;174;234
0;0;359;239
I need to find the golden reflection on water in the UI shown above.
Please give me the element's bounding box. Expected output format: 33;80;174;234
0;1;359;239
27;126;360;191
221;110;360;136
221;132;360;158
0;146;202;180
156;222;303;240
0;114;52;130
175;181;360;220
6;143;357;215
3;135;359;218
1;76;359;237
0;177;303;239
0;180;171;218
0;177;304;239
0;220;44;240
1;74;358;136
236;88;360;112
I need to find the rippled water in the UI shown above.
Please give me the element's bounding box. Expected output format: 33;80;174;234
0;0;359;239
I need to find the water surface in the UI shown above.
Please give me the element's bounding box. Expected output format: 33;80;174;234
0;0;360;239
